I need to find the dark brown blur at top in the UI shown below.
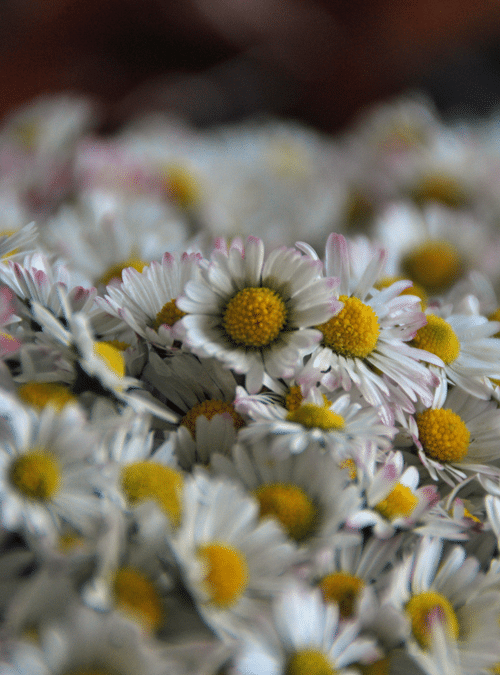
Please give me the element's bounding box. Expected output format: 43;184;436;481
2;0;500;130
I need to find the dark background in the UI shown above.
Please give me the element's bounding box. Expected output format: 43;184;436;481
3;0;500;130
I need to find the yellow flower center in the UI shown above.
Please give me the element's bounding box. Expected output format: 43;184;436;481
58;530;84;552
254;483;318;541
17;382;76;411
344;189;375;229
223;287;287;348
316;295;379;359
113;567;164;631
180;399;245;439
406;591;459;649
153;298;186;330
488;308;500;338
93;342;126;378
339;458;357;480
318;572;365;619
98;256;147;287
401;240;463;295
162;164;200;209
285;385;304;412
356;658;391;675
120;462;183;526
197;542;249;607
9;451;60;501
285;649;337;675
375;483;419;520
375;275;428;307
411;314;460;364
416;408;470;463
286;403;344;431
409;173;468;209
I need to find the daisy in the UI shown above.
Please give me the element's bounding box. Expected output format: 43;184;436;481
97;250;202;349
177;236;340;393
169;470;297;636
232;579;381;675
211;440;362;554
0;390;111;543
235;383;395;463
304;233;441;424
404;386;500;486
382;536;500;671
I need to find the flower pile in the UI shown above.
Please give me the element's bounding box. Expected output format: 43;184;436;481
2;93;500;674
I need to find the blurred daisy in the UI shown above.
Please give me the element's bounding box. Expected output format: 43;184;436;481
177;236;340;393
306;233;440;424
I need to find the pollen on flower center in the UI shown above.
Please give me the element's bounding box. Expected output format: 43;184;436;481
223;286;287;348
319;572;365;618
285;385;304;412
18;381;76;411
416;408;470;463
255;483;318;541
9;451;60;501
153;298;186;330
180;399;245;438
406;591;459;649
197;542;249;607
375;483;419;520
488;308;500;338
98;256;147;286
113;567;164;631
120;462;183;526
93;341;126;378
401;240;463;294
316;295;379;359
410;173;468;209
162;164;199;209
285;649;337;675
411;314;460;364
286;403;345;431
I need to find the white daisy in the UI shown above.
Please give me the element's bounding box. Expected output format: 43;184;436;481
177;236;340;393
170;470;297;636
0;390;110;542
232;579;381;675
211;440;362;554
97;250;202;349
305;233;441;424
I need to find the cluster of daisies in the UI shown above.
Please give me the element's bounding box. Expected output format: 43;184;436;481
3;94;500;675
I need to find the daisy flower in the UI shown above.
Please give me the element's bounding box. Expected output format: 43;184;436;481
346;451;438;539
382;536;500;671
211;440;362;554
232;579;381;675
404;386;500;486
97;250;202;349
235;383;395;463
177;236;340;393
305;233;441;424
0;390;110;542
170;470;297;636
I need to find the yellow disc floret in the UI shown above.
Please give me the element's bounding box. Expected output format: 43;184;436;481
18;382;76;411
416;408;470;463
401;240;463;294
339;458;357;481
286;403;344;431
410;173;468;209
411;314;460;364
113;567;164;631
316;295;379;359
375;483;419;521
93;342;126;378
162;164;200;209
488;308;500;338
356;657;391;675
255;483;318;541
153;298;186;330
180;399;245;439
223;287;287;348
197;542;249;607
120;462;183;526
9;451;60;501
98;256;147;287
406;591;459;649
285;649;337;675
318;572;365;619
285;385;304;412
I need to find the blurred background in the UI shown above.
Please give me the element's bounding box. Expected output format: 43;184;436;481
3;0;500;130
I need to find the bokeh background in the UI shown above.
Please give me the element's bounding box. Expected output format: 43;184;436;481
3;0;500;130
